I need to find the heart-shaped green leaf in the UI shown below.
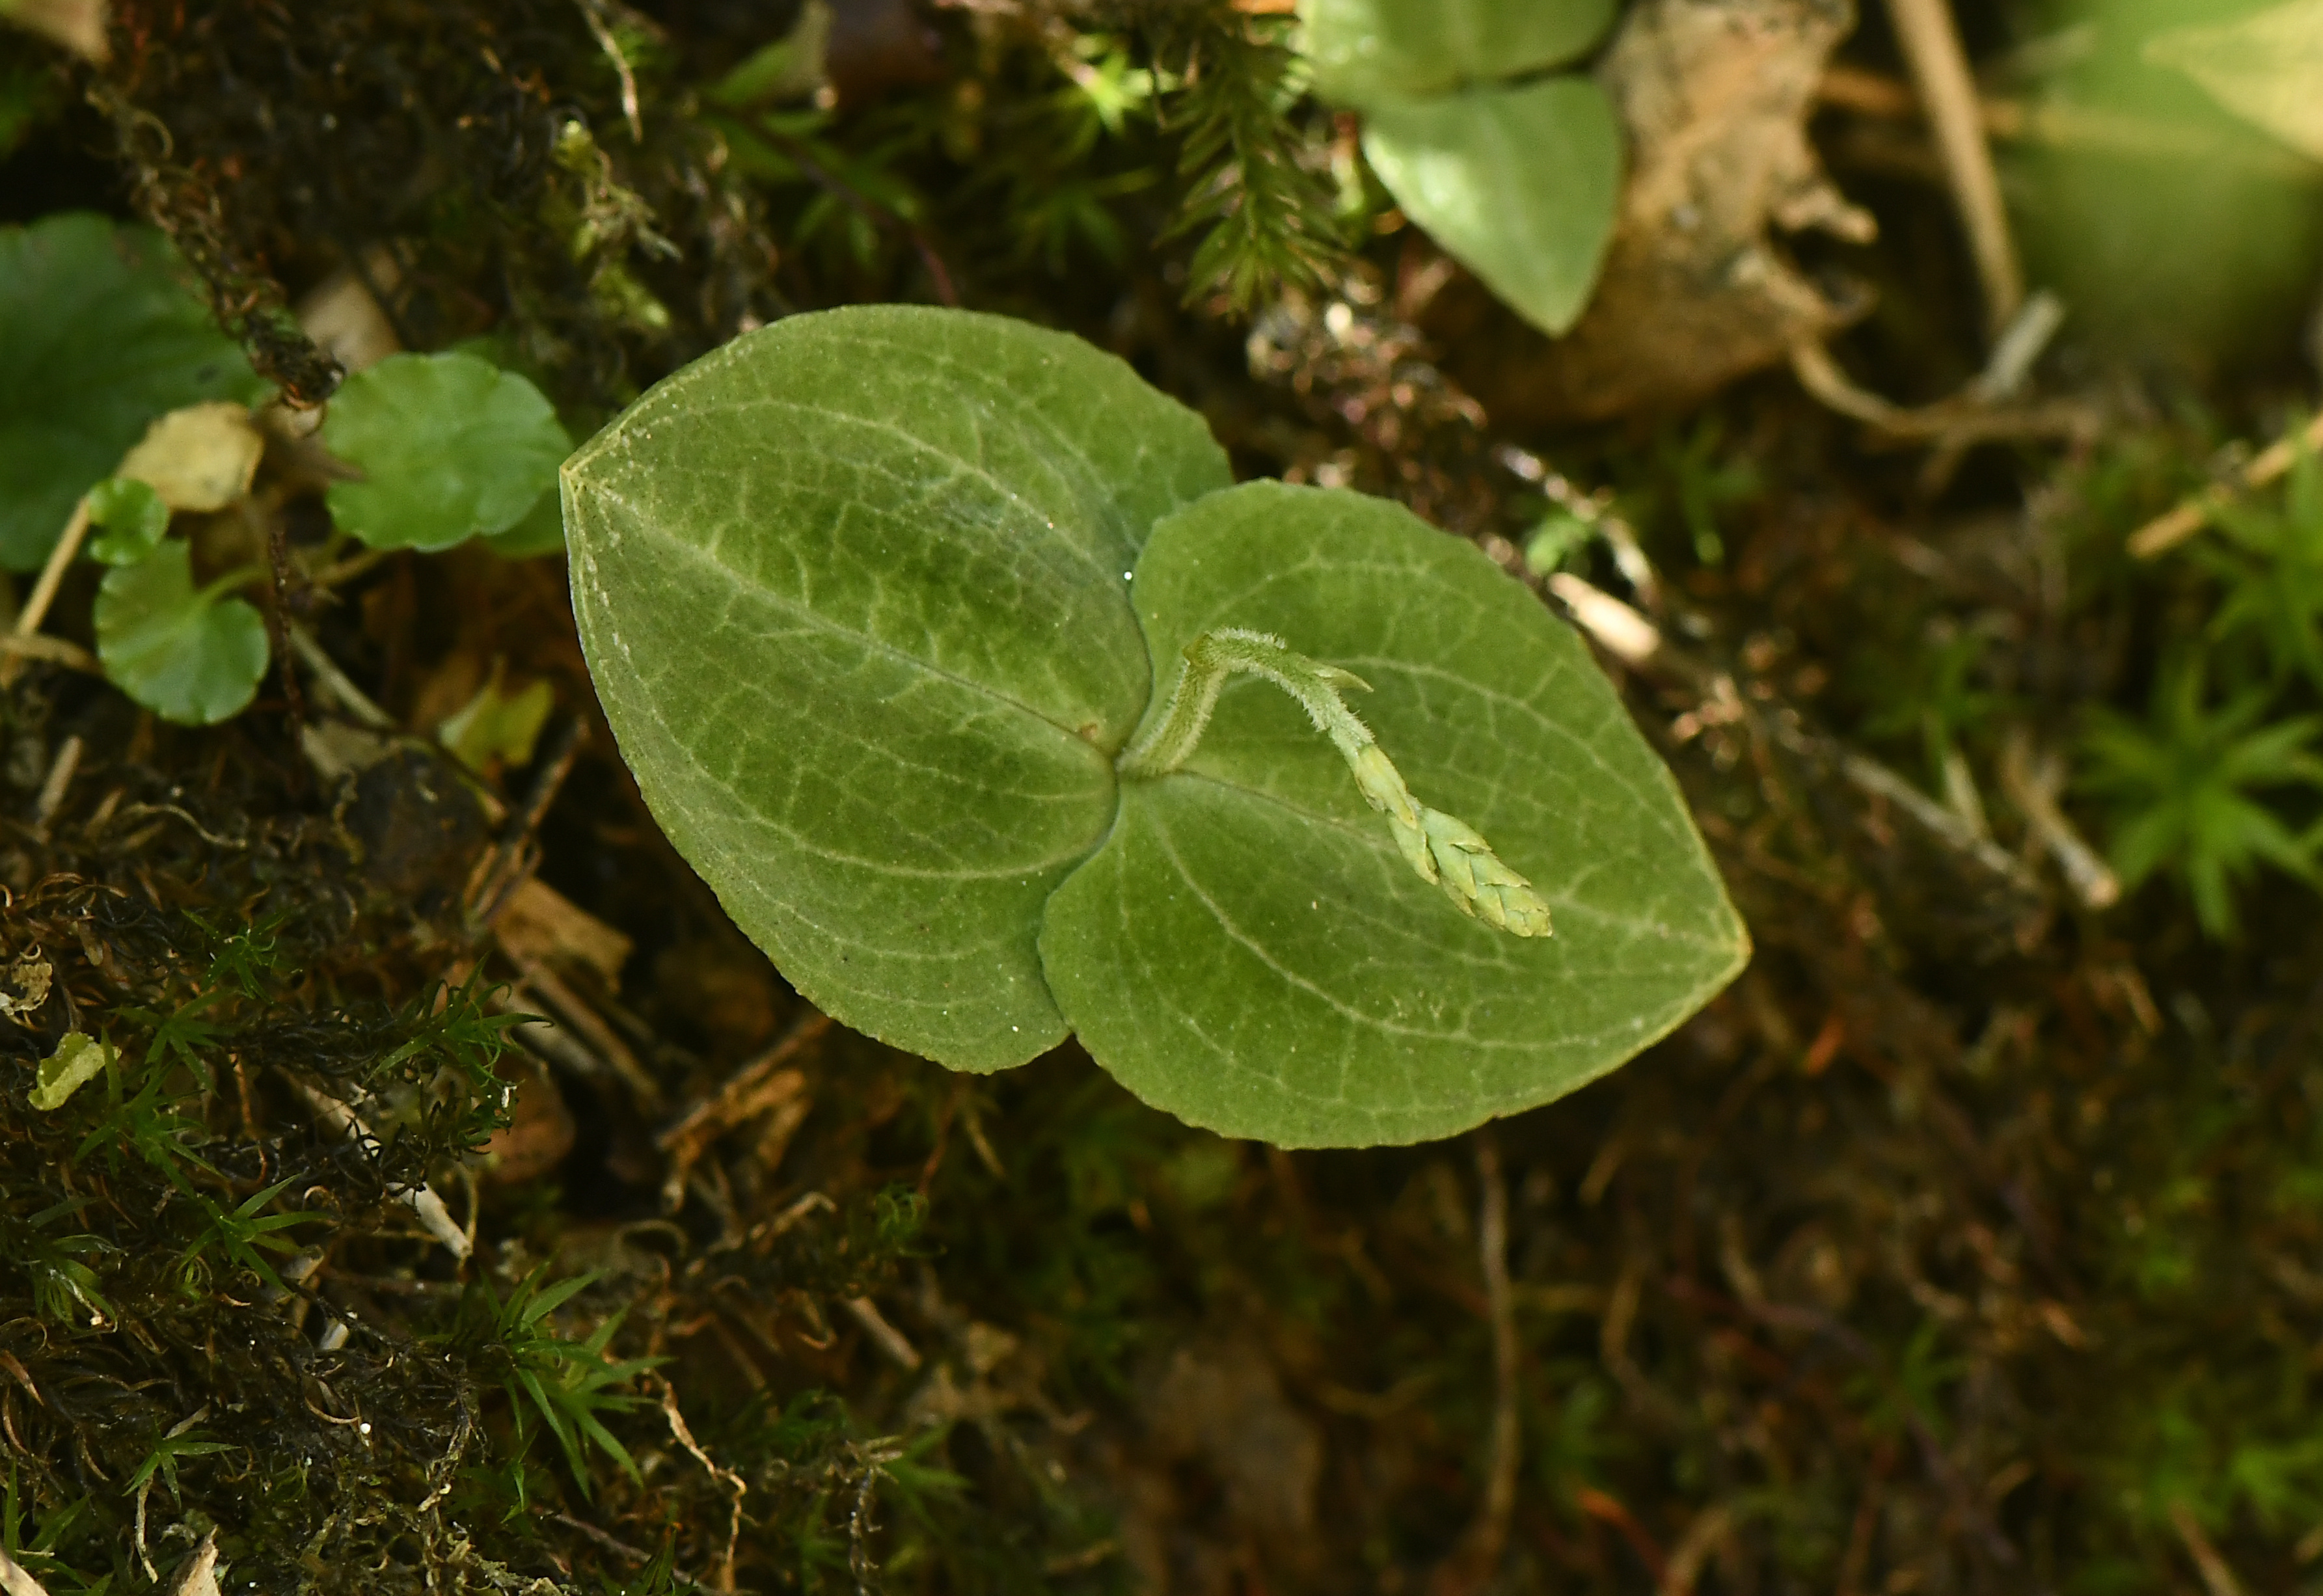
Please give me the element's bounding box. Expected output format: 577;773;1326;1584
0;213;262;572
92;541;270;726
1361;79;1622;337
1300;0;1614;106
563;306;1233;1070
323;352;569;552
566;308;1744;1145
1040;481;1745;1144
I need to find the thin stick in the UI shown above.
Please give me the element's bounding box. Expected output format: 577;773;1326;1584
1789;340;2093;448
301;545;396;592
515;956;663;1108
1431;1129;1519;1596
1471;1129;1519;1573
575;0;644;142
657;1010;830;1210
1819;63;2320;177
1840;750;2042;893
33;736;83;832
258;500;306;740
1;498;92;688
0;1545;52;1596
2129;409;2323;558
659;1377;748;1593
284;624;396;729
2000;730;2119;909
0;634;102;675
548;1512;651;1567
2168;1502;2248;1596
463;717;590;925
1879;0;2024;334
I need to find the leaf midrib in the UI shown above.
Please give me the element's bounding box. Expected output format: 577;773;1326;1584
584;474;1130;752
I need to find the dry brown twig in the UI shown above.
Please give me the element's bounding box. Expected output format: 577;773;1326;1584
0;1545;51;1596
1879;0;2022;333
657;1010;832;1210
1998;730;2119;910
1549;573;2047;900
1430;1128;1519;1596
2169;1502;2249;1596
1;499;94;690
659;1377;748;1593
1787;330;2097;456
1819;62;2323;177
2128;409;2323;558
512;958;662;1109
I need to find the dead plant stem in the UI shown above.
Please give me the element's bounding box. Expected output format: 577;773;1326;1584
2168;1502;2248;1596
2;497;92;688
1432;1128;1519;1594
2129;409;2323;558
1875;0;2023;332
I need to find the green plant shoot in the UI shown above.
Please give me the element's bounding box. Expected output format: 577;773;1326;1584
1298;0;1622;334
2080;649;2323;938
1119;628;1555;936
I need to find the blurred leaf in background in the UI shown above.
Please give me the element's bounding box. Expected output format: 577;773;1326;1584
2145;0;2323;161
2013;0;2323;366
0;213;262;571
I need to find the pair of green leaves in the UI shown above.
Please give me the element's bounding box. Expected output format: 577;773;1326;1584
1300;0;1622;335
82;352;566;728
3;212;573;725
564;307;1743;1146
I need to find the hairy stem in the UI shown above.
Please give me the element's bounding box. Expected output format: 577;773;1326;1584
1118;628;1553;938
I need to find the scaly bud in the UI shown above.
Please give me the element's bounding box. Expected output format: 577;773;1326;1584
1419;809;1555;938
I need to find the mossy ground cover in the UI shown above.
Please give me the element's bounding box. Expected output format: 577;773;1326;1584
6;1;2323;1591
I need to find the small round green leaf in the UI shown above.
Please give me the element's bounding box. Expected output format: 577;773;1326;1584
1038;481;1748;1146
93;541;270;726
1361;78;1622;337
562;306;1234;1070
0;213;262;572
1301;0;1614;106
323;352;570;552
85;476;171;565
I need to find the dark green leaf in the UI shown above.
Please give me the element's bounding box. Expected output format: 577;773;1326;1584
1360;79;1622;336
0;213;261;571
